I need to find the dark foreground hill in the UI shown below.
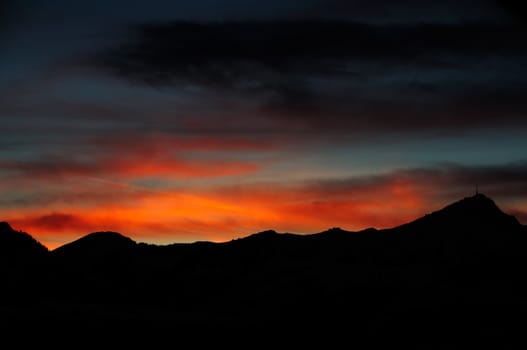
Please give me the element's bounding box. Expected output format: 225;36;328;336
1;193;527;347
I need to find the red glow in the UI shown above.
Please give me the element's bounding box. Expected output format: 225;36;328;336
5;177;432;250
109;157;261;178
1;133;440;250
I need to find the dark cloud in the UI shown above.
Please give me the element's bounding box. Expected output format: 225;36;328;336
0;157;96;179
300;0;505;22
364;161;527;200
14;213;88;231
91;20;526;87
87;20;527;136
255;160;527;210
214;160;527;205
498;0;527;25
0;0;19;45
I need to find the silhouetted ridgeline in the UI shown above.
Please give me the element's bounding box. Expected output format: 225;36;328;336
1;193;527;347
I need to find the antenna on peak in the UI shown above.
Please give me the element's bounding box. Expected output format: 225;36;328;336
475;184;479;195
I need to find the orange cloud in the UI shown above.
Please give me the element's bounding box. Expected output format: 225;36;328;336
4;160;527;251
5;174;432;251
0;134;271;182
100;134;272;178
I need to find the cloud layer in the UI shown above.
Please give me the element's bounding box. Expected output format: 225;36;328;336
83;19;527;140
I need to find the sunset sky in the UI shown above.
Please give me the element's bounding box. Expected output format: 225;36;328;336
1;0;527;250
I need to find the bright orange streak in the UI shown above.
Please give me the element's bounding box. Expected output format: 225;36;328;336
5;177;430;250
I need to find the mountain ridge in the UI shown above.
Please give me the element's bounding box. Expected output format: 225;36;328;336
0;220;49;257
1;192;527;346
1;192;523;253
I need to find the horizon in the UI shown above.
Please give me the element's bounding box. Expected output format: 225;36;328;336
3;191;522;251
2;1;527;250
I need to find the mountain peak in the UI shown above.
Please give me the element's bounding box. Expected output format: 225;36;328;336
243;229;279;240
80;231;136;243
51;231;136;256
442;192;509;218
397;192;520;232
460;192;495;204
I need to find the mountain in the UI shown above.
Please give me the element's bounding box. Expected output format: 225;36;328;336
391;193;521;232
0;220;48;276
0;221;48;260
1;193;527;347
379;193;527;264
51;230;137;259
0;221;49;305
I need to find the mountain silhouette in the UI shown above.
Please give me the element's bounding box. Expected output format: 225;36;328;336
0;220;48;272
0;221;49;309
52;230;137;259
1;193;527;347
0;221;48;259
393;193;521;232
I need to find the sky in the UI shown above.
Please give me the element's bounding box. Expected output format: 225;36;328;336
1;0;527;250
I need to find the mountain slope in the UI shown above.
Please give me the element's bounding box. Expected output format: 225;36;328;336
0;221;49;260
379;193;527;264
0;222;49;302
